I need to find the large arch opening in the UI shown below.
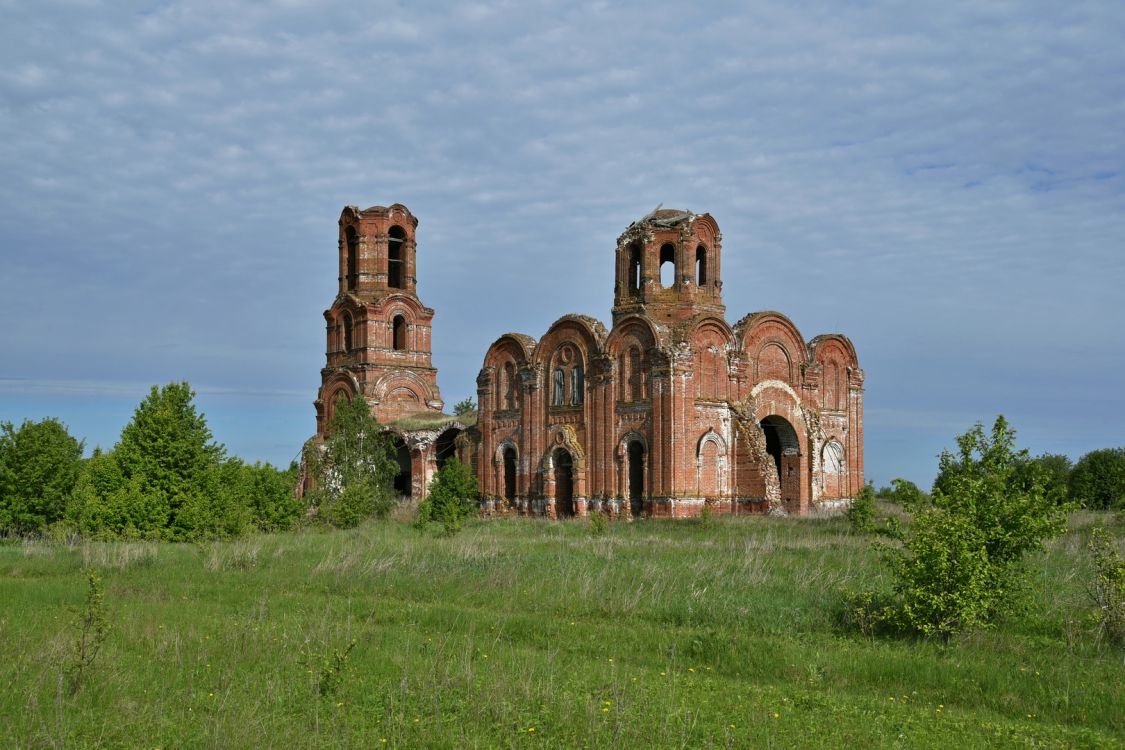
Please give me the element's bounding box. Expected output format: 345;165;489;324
695;244;708;286
436;427;461;470
659;243;676;288
627;440;645;517
761;415;801;508
554;448;574;518
502;445;517;500
388;226;406;289
391;434;412;497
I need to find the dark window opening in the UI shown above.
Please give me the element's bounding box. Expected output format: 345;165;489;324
696;244;707;286
554;448;574;517
392;436;412;497
503;446;517;500
628;242;642;293
388;226;405;289
553;367;565;406
343;312;354;351
628;441;645;517
570;365;584;406
346;226;358;291
659;243;675;288
392;314;406;351
436;428;461;470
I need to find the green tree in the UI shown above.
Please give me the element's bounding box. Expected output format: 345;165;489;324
870;416;1068;641
114;383;226;538
844;482;876;533
417;457;479;532
1017;453;1072;504
0;418;84;534
453;398;476;416
1069;448;1125;510
307;393;398;527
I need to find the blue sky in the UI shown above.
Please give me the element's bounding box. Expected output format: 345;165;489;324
2;1;1123;487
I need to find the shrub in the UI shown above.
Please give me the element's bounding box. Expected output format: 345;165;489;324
589;509;609;536
1088;525;1125;646
858;416;1068;641
0;418;84;535
66;568;111;694
845;483;876;533
419;458;478;531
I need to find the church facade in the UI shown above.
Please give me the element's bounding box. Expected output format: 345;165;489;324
312;203;864;516
475;208;864;518
313;203;471;499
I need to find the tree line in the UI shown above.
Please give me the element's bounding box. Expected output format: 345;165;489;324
1;382;480;540
0;382;303;540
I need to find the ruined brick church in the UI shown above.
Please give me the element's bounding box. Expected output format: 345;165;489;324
313;203;864;517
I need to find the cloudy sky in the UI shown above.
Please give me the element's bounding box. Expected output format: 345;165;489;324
2;0;1122;487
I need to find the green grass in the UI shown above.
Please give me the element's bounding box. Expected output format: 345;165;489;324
1;512;1121;748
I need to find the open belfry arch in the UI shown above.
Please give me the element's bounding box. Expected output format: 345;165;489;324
311;204;473;501
476;206;864;517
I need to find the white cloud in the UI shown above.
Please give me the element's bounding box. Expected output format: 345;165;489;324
0;0;1122;482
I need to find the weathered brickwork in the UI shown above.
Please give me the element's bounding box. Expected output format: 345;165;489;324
314;204;469;500
475;208;864;518
312;203;864;515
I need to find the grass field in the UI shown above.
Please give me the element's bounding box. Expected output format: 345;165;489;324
1;510;1121;748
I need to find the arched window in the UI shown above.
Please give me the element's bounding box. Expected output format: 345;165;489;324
628;242;642;293
503;362;518;409
622;346;644;401
392;314;406;351
659;243;675;288
570;365;584;406
343;312;354;351
553;368;565;406
345;226;358;291
696;244;707;286
388;226;406;289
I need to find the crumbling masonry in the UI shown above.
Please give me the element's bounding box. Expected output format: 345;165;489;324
315;204;864;516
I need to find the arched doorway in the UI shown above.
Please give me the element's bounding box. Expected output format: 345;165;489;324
502;445;517;500
627;441;645;517
554;448;574;517
760;415;801;509
436;427;461;470
391;435;412;497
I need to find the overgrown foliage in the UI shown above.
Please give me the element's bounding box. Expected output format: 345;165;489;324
305;394;398;528
0;418;84;534
1070;448;1125;510
844;483;876;533
855;416;1069;641
65;568;110;695
1088;525;1125;647
452;398;476;416
416;457;478;535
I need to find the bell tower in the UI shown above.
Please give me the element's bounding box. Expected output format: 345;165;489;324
315;203;444;435
611;207;724;327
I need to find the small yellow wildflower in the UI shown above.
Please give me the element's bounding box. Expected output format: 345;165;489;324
772;712;779;719
527;727;536;733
